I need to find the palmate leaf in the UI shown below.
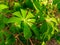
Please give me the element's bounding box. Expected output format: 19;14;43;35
13;9;35;19
8;9;36;39
23;23;32;39
12;9;35;23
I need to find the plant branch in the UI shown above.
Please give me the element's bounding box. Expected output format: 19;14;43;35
29;39;34;45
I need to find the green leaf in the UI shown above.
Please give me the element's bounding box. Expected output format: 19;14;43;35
13;2;21;11
0;4;8;11
53;0;60;4
26;11;34;19
21;9;27;18
40;22;48;33
57;3;60;11
0;30;5;45
8;17;20;23
25;0;34;9
33;0;40;11
13;11;22;18
27;19;36;23
24;23;32;39
41;41;46;45
31;24;39;36
51;18;58;24
5;34;15;45
14;2;20;7
3;17;9;23
48;22;54;34
0;21;5;30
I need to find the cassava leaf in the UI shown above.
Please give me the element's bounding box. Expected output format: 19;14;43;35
23;23;32;39
31;24;40;37
8;17;20;23
13;11;22;18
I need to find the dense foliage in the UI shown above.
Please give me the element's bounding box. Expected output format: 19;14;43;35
0;0;60;45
